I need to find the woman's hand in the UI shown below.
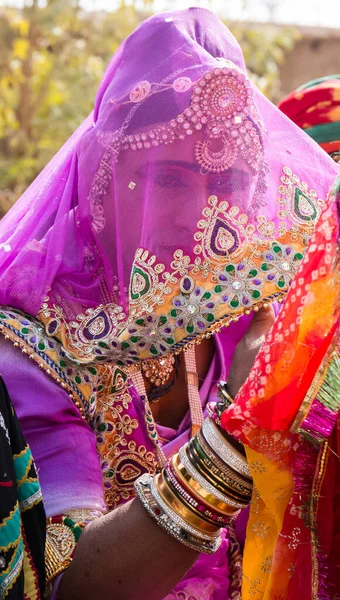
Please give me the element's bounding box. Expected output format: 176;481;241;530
227;306;276;399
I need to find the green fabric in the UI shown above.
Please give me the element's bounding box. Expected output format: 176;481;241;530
304;121;340;143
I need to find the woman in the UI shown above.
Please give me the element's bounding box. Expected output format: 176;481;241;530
0;8;337;600
279;75;340;162
221;173;340;599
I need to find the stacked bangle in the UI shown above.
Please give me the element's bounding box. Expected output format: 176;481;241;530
135;399;253;555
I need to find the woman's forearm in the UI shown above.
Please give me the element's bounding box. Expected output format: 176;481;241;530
59;498;198;600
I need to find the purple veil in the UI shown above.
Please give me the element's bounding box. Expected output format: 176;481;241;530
0;8;338;364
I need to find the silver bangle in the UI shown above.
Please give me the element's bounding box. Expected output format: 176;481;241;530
179;445;246;510
135;473;222;555
202;418;251;479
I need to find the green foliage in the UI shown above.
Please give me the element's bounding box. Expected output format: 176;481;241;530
0;1;298;216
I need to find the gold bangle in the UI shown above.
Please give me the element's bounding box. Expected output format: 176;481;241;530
196;430;252;491
187;440;251;504
202;418;251;479
172;453;239;516
156;472;221;535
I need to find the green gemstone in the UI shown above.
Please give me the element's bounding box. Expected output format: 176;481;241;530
273;244;281;254
249;269;258;277
295;253;303;260
75;376;81;384
225;264;235;273
60;360;66;367
206;313;214;323
252;290;261;299
121;342;130;349
21;327;29;335
159;315;167;325
150;347;158;355
187;325;194;334
261;264;269;271
88;367;97;375
99;423;106;432
277;278;286;288
230;298;239;308
99;341;108;349
38;342;45;350
0;314;7;319
130;336;138;343
170;309;177;318
214;285;222;293
136;319;144;326
203;291;212;300
166;338;174;345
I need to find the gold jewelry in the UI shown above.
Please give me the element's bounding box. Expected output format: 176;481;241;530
187;439;251;503
196;430;252;490
141;354;175;386
173;453;239;515
202;418;251;479
156;472;221;535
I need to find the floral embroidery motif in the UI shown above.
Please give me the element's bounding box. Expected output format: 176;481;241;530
39;168;324;365
95;365;158;509
171;287;215;335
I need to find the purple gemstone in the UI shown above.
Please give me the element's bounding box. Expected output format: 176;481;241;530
9;313;16;319
285;248;291;255
253;279;261;285
60;351;65;357
160;344;166;351
138;342;146;347
30;336;36;343
206;302;214;309
195;288;200;296
219;274;227;281
67;368;73;376
48;340;55;348
104;482;111;489
128;328;137;333
101;461;109;470
177;319;184;327
266;254;274;260
222;295;228;302
21;319;29;325
111;341;117;347
95;349;102;355
107;423;114;432
164;328;171;334
267;274;275;281
146;315;153;323
197;321;205;329
243;297;249;305
174;300;181;306
182;277;192;292
84;375;90;382
237;263;245;271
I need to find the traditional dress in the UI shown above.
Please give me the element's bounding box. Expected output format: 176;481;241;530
0;8;338;599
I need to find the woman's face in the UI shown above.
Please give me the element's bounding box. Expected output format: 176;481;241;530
108;129;254;268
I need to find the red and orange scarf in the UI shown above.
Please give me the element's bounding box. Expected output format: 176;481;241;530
221;175;340;599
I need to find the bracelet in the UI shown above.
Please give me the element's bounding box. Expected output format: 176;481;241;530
176;448;243;512
202;418;251;479
135;473;223;554
196;430;252;492
187;439;251;504
192;434;252;496
157;471;221;535
164;464;232;527
45;516;85;584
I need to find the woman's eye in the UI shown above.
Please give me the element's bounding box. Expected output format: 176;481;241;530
153;172;189;188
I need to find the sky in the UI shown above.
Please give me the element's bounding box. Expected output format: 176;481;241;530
79;0;340;28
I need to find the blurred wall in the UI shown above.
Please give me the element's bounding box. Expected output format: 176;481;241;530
279;25;340;98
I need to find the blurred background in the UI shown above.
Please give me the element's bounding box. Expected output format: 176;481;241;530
1;0;340;216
